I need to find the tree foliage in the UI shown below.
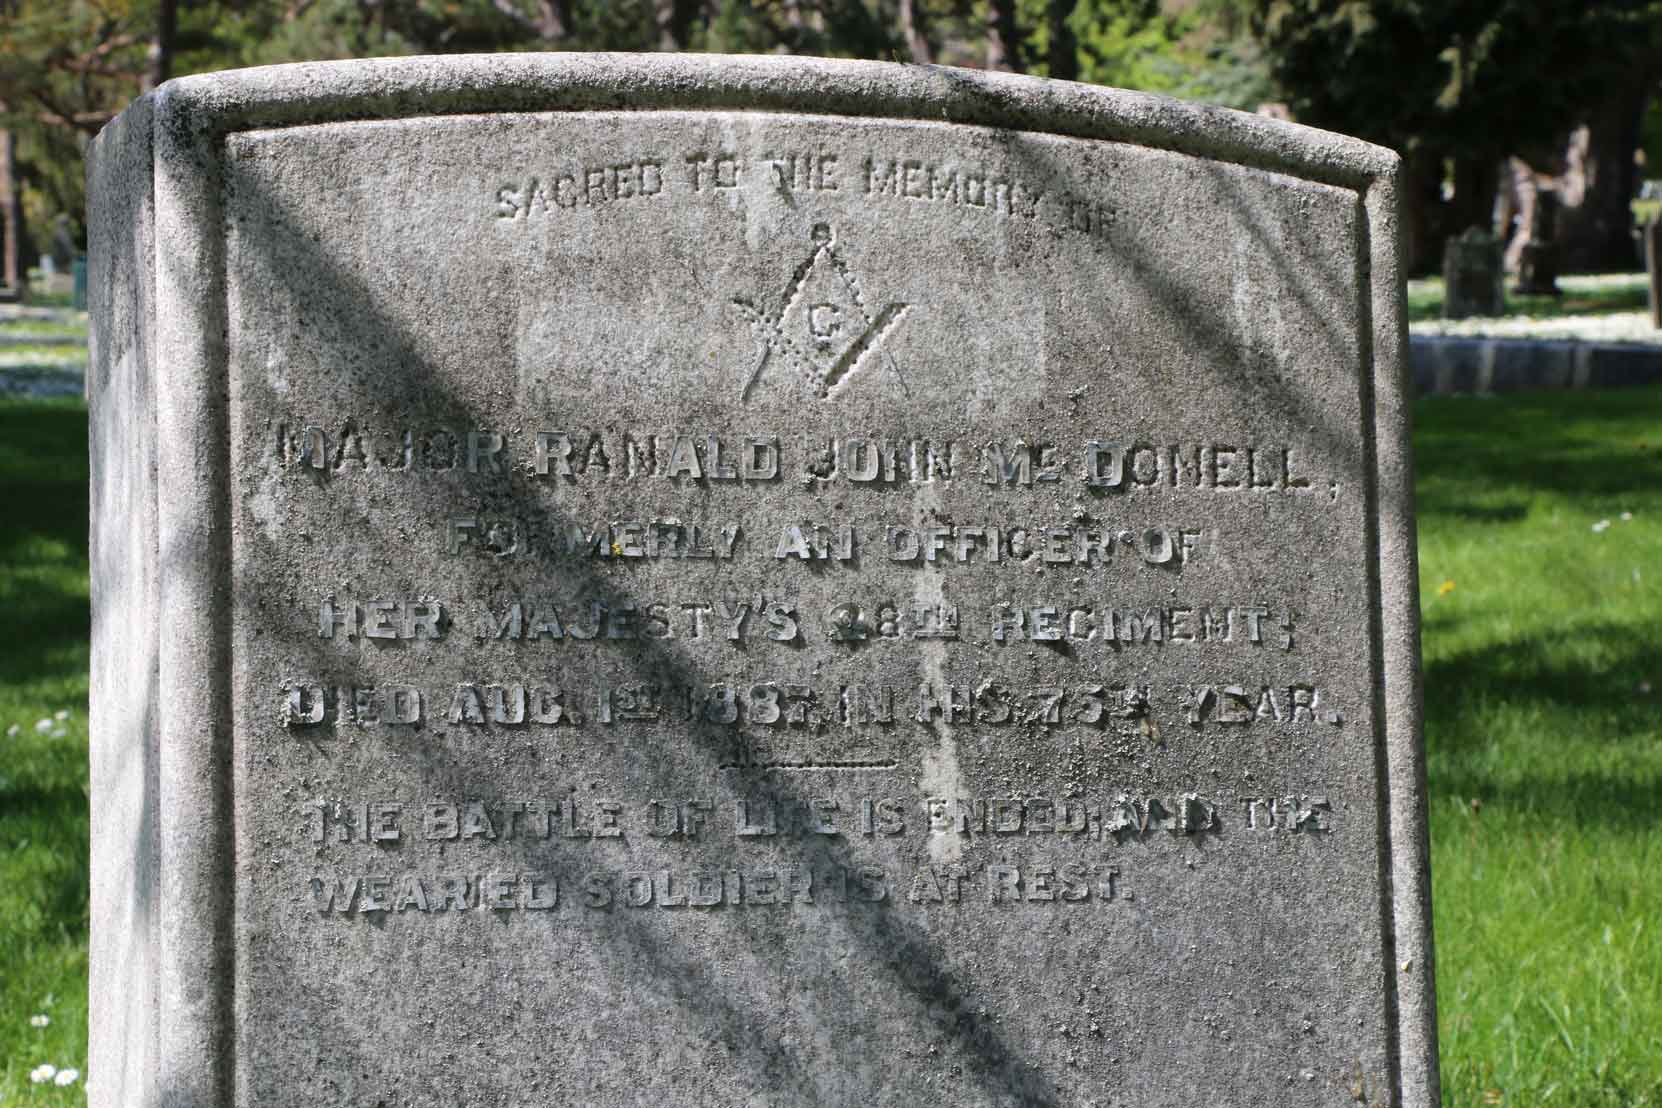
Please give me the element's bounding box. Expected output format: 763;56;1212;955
1247;1;1655;161
0;0;166;256
1244;0;1662;266
3;0;1661;271
0;0;158;135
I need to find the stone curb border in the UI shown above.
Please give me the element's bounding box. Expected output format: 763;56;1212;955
1411;334;1662;394
0;370;83;398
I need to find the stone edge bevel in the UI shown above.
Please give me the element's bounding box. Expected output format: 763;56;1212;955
1363;171;1440;1106
141;76;239;1108
159;53;1397;188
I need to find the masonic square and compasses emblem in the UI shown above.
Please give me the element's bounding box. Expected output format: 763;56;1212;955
732;223;911;402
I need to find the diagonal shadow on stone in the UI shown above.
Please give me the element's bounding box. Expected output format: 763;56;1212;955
218;152;1066;1107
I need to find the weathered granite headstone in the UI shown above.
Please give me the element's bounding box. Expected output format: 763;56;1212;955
89;56;1436;1108
1442;226;1505;319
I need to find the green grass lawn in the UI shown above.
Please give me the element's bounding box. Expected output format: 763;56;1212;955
2;386;1661;1104
1408;273;1652;323
0;325;85;341
0;397;90;1107
1418;388;1662;1106
0;303;87;340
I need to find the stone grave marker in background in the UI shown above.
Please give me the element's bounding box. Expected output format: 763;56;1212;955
1442;226;1505;319
89;55;1436;1108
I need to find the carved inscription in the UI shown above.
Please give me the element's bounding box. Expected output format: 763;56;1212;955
733;224;910;401
303;793;1307;841
273;424;1319;493
284;678;1341;731
491;146;1116;244
312;596;1299;647
440;520;1214;568
307;864;1130;914
251;146;1361;951
274;402;1349;927
302;789;1337;918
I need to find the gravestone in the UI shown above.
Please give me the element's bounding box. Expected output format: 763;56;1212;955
88;56;1437;1108
1442;226;1505;319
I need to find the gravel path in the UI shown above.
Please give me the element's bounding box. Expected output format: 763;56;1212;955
1412;310;1662;344
1408;273;1662;346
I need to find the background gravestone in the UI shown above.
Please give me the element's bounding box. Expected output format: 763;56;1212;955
89;55;1437;1108
1442;226;1505;319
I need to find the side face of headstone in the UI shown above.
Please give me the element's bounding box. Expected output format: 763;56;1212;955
89;56;1435;1108
87;93;158;1108
1442;226;1505;319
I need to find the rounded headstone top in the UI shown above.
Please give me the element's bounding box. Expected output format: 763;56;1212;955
136;53;1398;187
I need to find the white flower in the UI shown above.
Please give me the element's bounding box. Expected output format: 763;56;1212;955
33;718;51;733
1621;511;1634;521
53;1068;79;1086
49;728;66;739
5;723;17;737
1592;519;1611;533
29;1013;49;1027
28;1064;55;1083
53;709;69;721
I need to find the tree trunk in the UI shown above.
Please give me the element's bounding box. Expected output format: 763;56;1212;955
985;0;1022;73
143;0;178;91
1400;145;1447;277
899;0;932;64
1449;153;1499;241
654;0;685;50
653;0;706;50
1046;0;1077;82
1558;76;1653;273
0;129;19;295
536;0;572;40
